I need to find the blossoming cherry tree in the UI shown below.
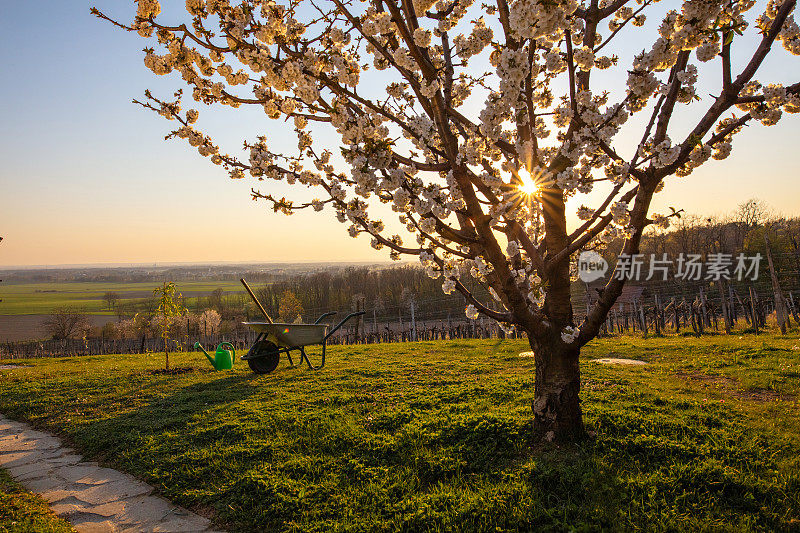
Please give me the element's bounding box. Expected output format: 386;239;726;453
96;0;800;441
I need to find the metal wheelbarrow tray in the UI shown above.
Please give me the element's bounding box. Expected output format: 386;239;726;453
242;311;364;374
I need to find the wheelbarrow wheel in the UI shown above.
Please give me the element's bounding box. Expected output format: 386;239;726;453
247;340;280;374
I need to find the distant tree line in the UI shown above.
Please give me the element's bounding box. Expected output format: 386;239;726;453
590;199;800;293
640;199;799;272
252;265;492;323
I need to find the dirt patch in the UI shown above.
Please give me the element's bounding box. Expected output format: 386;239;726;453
675;371;738;387
733;388;795;402
147;367;197;376
674;371;795;402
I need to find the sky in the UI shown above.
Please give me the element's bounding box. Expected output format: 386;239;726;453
1;1;798;268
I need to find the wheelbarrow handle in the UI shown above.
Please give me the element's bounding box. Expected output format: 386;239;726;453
314;311;337;324
324;311;366;341
241;278;273;324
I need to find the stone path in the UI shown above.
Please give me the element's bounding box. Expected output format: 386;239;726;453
592;357;649;365
518;352;649;366
0;414;221;533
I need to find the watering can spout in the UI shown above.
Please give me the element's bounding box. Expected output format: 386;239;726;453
194;342;216;367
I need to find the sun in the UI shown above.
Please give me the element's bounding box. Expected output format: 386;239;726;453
517;167;539;195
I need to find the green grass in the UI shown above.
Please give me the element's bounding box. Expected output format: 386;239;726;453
0;469;75;532
0;334;798;531
0;280;245;315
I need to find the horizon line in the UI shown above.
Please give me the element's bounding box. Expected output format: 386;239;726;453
0;260;397;271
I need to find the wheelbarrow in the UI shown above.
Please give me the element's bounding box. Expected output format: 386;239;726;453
239;278;365;374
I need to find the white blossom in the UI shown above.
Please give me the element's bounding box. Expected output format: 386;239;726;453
561;325;579;344
442;278;456;295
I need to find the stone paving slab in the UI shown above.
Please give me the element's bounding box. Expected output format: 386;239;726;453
592;357;649;365
0;413;221;532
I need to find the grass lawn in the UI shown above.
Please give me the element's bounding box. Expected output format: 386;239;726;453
0;333;798;531
0;469;75;532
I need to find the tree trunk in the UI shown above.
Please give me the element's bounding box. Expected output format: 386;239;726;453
530;338;585;441
534;183;584;441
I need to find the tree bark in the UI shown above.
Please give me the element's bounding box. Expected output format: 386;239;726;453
530;173;586;442
530;337;585;441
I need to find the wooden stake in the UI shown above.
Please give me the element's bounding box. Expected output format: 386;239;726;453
764;232;788;334
750;286;759;335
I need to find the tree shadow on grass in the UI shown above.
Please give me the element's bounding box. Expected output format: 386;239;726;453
219;393;798;532
69;372;267;463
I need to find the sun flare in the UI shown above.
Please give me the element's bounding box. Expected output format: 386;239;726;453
517;167;539;195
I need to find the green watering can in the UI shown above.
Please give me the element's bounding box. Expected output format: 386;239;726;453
194;342;235;370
